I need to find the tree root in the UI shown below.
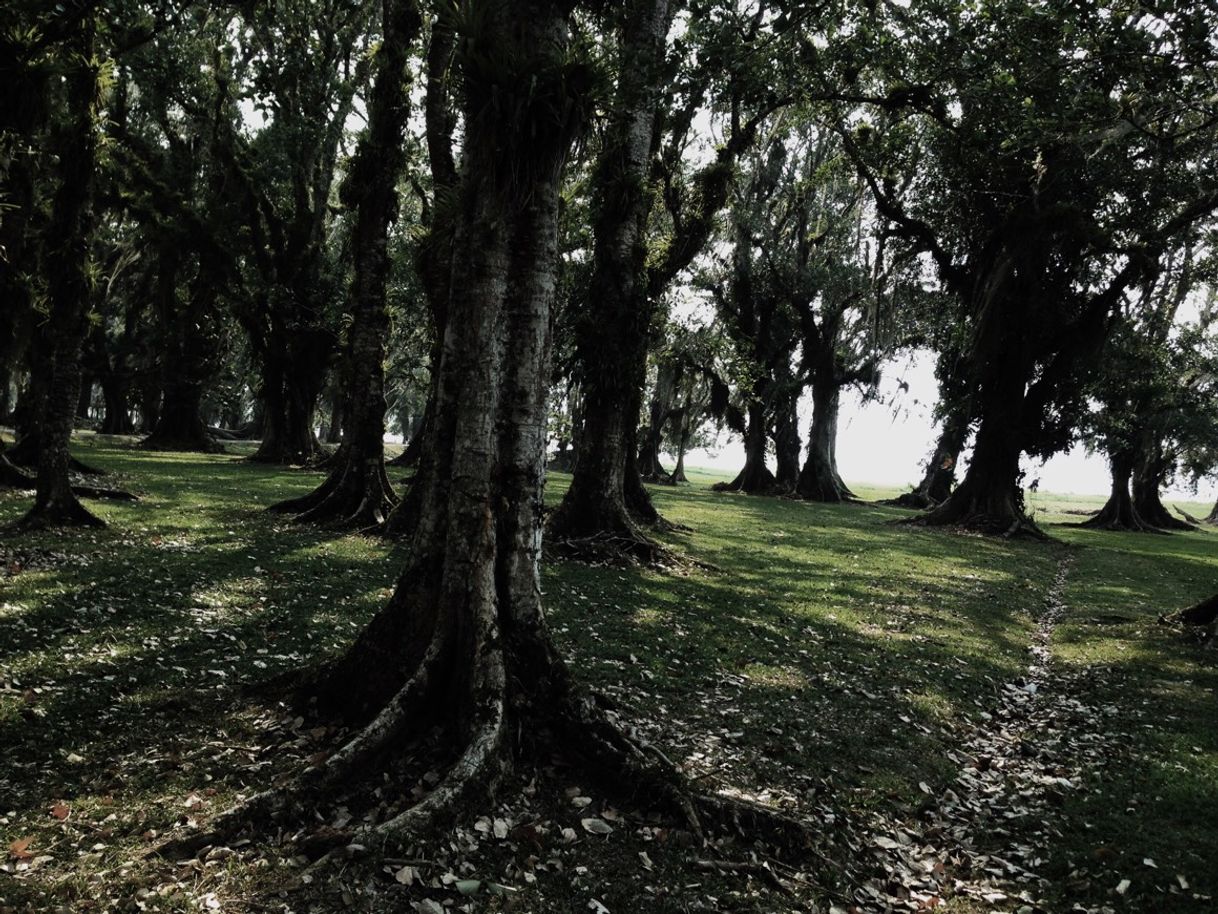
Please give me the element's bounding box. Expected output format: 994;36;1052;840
70;483;139;501
544;530;709;571
1174;506;1206;526
7;497;106;531
1165;593;1218;628
901;511;1051;541
1;459;136;501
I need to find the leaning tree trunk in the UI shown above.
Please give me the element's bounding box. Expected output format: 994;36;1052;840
714;399;775;494
1132;435;1192;531
546;0;673;562
888;403;970;510
268;0;421;529
155;9;809;862
1080;448;1158;532
11;23;104;530
915;409;1035;535
796;379;854;502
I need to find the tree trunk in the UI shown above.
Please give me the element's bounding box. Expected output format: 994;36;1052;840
1079;448;1157;532
98;373;134;435
796;380;853;502
546;0;673;559
145;376;218;452
144;244;223;452
11;22;105;530
916;399;1034;535
76;372;93;421
323;392;343;445
269;0;420;528
1132;434;1192;531
892;408;969;508
773;393;801;492
714;398;775;494
154;7;809;864
249;341;324;465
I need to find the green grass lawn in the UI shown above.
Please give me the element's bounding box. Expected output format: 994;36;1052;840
0;436;1214;912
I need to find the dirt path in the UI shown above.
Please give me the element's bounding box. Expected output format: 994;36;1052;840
842;550;1125;913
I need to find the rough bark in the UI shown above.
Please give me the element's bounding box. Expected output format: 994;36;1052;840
1131;435;1192;531
10;22;105;530
795;379;854;502
156;10;809;863
714;399;776;494
772;392;801;492
269;0;421;529
1079;449;1159;532
889;408;969;509
545;0;674;559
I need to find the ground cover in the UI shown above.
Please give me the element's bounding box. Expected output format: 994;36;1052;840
1;436;1213;913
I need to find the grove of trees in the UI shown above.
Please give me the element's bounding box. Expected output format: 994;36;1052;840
3;0;1217;869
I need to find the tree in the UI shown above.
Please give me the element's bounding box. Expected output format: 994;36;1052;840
826;0;1218;534
9;14;107;529
547;0;792;559
159;3;805;861
269;0;422;528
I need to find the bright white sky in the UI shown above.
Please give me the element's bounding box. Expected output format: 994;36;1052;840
684;348;1218;502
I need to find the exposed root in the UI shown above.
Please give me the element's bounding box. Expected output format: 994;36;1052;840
1174;505;1206;526
7;497;106;531
70;483;139;501
1164;593;1218;628
545;529;708;571
0;458;35;489
877;490;936;510
141;435;225;454
901;511;1051;541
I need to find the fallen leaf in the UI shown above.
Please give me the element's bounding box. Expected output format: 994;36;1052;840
49;802;70;821
581;818;613;835
8;836;34;861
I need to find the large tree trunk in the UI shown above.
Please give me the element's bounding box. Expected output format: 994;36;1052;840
11;22;104;530
249;338;325;465
773;392;801;492
916;390;1034;535
1132;434;1192;531
916;316;1040;535
1080;448;1158;532
157;9;807;862
714;398;776;494
796;379;853;502
546;0;673;560
98;373;133;435
269;0;420;528
144;246;223;452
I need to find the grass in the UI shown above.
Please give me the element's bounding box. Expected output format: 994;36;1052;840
0;435;1214;912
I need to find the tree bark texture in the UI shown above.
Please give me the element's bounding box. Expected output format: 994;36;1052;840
1079;448;1157;532
269;0;422;528
12;23;105;530
546;0;673;558
796;378;854;502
